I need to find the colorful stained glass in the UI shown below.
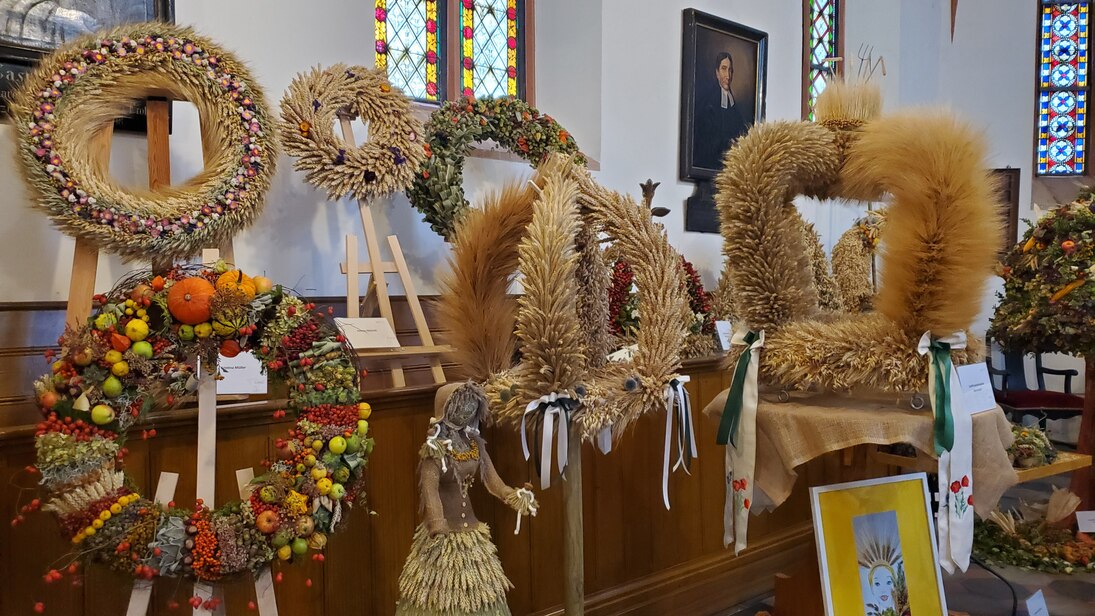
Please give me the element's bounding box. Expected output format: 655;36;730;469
461;0;522;100
1037;2;1090;175
375;0;442;102
805;0;839;120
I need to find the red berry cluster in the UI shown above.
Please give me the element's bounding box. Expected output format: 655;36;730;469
298;403;357;429
35;413;117;441
276;317;321;364
680;257;714;334
248;490;278;518
608;260;635;336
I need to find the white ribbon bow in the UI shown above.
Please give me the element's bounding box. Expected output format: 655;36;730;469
917;330;973;574
662;375;697;509
521;392;572;490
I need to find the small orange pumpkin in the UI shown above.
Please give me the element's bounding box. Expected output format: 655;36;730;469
167;277;215;325
216;270;256;300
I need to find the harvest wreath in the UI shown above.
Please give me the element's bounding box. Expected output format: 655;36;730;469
279;64;424;202
27;264;373;582
11;24;277;261
408;96;584;238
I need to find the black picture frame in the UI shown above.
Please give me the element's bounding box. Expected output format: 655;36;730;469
679;8;768;182
0;0;175;132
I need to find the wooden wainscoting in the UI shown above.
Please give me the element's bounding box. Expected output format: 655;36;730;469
0;302;880;615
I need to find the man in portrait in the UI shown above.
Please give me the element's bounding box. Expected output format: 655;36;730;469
694;51;748;170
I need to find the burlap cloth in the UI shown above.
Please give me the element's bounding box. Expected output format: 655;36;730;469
702;390;1018;515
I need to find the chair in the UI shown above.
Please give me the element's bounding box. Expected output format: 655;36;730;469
985;336;1084;433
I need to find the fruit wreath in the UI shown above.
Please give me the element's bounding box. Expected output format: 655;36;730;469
407;96;584;238
11;23;277;261
28;263;373;581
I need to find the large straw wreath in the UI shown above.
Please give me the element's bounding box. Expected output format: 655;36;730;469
279;64;424;201
29;264;373;583
11;24;277;261
408;96;584;238
715;82;997;392
438;155;689;441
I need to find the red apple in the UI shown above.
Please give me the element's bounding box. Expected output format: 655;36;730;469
252;276;273;294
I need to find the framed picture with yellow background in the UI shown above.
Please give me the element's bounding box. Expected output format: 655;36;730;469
811;473;948;616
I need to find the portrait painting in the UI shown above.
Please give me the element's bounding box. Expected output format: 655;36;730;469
679;9;767;181
0;0;173;125
812;473;947;616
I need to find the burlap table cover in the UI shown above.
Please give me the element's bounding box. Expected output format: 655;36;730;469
702;390;1018;514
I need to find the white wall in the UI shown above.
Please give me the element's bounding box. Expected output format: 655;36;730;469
598;0;805;285
0;0;602;301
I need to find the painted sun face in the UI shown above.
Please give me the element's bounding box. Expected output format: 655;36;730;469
870;568;895;605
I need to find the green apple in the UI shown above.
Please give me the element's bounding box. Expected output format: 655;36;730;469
272;529;292;548
345;434;362;454
131;341;153;359
329;483;346;500
291;537;309;556
101;376;123;398
332;467;350;483
90;404;115;425
178;324;195;341
327;435;347;455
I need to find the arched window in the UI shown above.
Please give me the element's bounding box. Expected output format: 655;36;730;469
375;0;528;103
1036;2;1090;176
803;0;842;120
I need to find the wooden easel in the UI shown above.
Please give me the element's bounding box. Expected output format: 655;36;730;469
335;117;447;388
63;100;262;614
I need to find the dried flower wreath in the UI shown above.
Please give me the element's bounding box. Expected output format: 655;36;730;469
715;82;996;392
12;24;277;261
279;64;424;201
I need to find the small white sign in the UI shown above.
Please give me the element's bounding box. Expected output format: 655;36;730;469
1076;510;1095;533
955;363;997;415
715;321;733;351
1025;589;1050;616
335;317;401;349
217;351;268;395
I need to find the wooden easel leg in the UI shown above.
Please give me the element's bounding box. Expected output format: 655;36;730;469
345;234;360;318
237;469;279;615
125;472;179;616
563;426;584;615
146;99;174;274
387;236;446;384
66;237;99;329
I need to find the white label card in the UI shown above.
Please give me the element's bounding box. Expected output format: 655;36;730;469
715;321;733;351
335;317;401;349
955;363;997;415
1076;510;1095;533
217;351;267;395
1025;589;1050;616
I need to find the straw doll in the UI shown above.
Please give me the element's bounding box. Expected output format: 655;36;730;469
395;382;538;616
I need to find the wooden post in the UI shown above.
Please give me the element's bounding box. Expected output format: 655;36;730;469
1071;357;1095;507
562;425;584;615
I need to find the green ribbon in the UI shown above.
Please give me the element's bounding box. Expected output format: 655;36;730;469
717;330;759;446
929;339;955;455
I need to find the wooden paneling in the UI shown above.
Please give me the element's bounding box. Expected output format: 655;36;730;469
1;325;870;615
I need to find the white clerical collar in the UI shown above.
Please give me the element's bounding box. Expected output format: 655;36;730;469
721;88;735;108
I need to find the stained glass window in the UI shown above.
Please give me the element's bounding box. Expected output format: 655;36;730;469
375;0;444;102
1037;2;1090;176
461;0;523;100
805;0;840;120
